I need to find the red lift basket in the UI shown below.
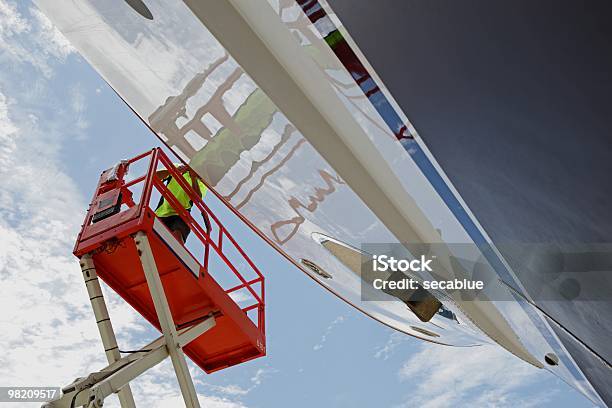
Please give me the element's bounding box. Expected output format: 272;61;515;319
74;148;266;373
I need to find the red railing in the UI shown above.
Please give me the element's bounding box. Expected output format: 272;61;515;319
98;148;265;333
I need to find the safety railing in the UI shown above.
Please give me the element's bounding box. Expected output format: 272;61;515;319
85;148;265;333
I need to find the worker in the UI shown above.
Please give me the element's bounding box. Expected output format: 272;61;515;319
155;164;207;244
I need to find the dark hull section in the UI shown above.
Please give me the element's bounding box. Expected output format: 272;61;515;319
328;0;612;403
549;317;612;405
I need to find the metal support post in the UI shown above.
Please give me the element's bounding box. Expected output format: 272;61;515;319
80;254;136;408
42;316;215;408
133;231;201;408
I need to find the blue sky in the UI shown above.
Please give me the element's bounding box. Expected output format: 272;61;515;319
0;1;597;407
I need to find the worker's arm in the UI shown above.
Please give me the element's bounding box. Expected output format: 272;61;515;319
155;165;188;180
189;169;203;197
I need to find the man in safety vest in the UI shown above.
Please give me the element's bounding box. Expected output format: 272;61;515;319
155;164;207;244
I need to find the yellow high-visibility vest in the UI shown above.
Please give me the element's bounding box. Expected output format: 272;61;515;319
155;171;207;218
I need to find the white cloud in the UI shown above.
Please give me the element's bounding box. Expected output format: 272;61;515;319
207;384;250;397
313;315;345;351
0;0;29;35
202;366;277;399
374;331;408;360
69;83;89;133
122;361;249;408
0;1;75;78
69;83;86;113
0;85;106;394
28;6;75;59
154;395;248;408
250;367;277;387
0;91;18;135
395;343;558;408
228;289;251;304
